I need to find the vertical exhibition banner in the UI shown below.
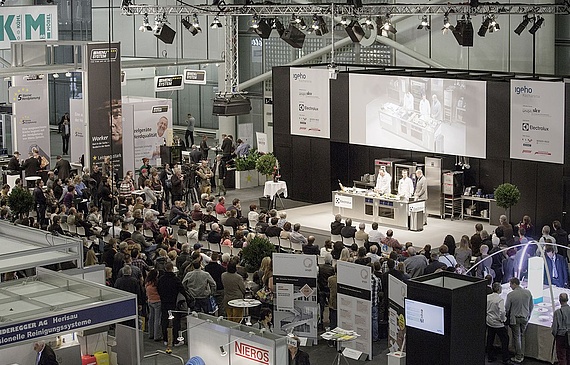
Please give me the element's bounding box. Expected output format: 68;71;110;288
10;83;50;166
133;100;172;167
273;253;318;344
336;261;372;359
86;42;123;178
387;275;407;353
510;80;565;164
69;98;85;163
290;68;330;139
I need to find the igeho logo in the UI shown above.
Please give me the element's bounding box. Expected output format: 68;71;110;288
514;85;533;95
292;72;307;81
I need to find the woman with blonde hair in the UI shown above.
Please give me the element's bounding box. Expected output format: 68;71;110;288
84;249;98;266
454;235;472;269
339;247;351;262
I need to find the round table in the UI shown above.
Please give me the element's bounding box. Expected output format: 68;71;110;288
227;299;261;325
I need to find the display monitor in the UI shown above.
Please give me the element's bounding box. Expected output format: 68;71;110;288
349;74;487;158
405;298;445;335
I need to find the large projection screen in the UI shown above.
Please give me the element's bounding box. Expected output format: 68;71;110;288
349;74;487;158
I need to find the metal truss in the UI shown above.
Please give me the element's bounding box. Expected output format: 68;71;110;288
125;3;570;17
224;14;238;93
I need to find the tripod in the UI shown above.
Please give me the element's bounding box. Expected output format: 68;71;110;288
332;345;351;365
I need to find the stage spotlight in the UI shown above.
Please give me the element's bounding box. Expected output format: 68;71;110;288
345;20;364;42
339;16;350;26
364;17;374;30
281;24;306;48
417;15;430;30
272;18;285;37
528;16;543;35
514;15;530;35
139;14;153;32
489;16;500;33
182;15;201;36
381;15;397;36
442;16;454;34
477;16;491;37
251;16;272;39
314;16;328;36
292;14;307;30
210;16;222;29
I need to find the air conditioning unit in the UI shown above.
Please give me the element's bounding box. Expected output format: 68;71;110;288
212;94;251;116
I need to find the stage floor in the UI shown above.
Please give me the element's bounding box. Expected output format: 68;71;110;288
285;202;501;249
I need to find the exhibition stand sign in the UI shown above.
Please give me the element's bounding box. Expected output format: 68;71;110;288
290;67;330;139
336;261;373;359
510;79;565;164
388;274;407;353
0;6;58;49
349;74;487;159
130;97;172;167
273;253;318;343
86;42;123;177
10;82;50;166
70;98;85;163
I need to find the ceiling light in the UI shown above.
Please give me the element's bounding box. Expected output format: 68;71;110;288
514;15;530;35
182;15;201;36
489;16;500;33
477;16;491;37
417;15;430;30
52;73;59;79
139;14;153;32
340;16;350;26
210;16;222;29
364;16;374;30
292;15;307;30
442;16;454;34
272;18;285;37
381;15;397;36
65;72;72;77
528;16;544;35
251;17;272;39
311;15;328;36
251;15;260;29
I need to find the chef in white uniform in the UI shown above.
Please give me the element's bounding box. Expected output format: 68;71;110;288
397;170;414;199
375;168;392;195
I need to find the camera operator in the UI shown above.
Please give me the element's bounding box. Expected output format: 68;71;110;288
171;167;184;203
196;160;213;195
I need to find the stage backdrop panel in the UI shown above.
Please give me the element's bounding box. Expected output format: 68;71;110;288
290;67;330;139
273;253;318;344
349;74;487;158
510;80;565;164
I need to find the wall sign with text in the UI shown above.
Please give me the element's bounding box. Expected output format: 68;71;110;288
154;75;184;92
184;69;207;85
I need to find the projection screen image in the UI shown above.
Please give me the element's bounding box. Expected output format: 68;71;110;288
349;74;487;158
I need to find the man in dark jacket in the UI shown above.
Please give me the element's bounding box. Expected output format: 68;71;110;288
34;179;47;226
115;265;144;327
330;214;344;236
157;262;187;346
552;220;569;261
317;253;335;327
33;341;59;365
302;236;320;255
54;155;72;181
205;252;226;314
7;151;20;173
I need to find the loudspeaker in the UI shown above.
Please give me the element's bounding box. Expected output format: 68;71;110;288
345;21;364;42
212;96;251;116
452;20;473;47
154;24;176;44
281;25;306;49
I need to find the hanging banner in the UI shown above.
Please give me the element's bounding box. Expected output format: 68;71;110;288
273;253;318;344
290;68;330;139
256;132;268;154
510;80;565;164
69;98;85;164
86;42;123;178
10;84;50;169
388;274;407;353
133;100;172;167
336;260;372;360
0;6;58;50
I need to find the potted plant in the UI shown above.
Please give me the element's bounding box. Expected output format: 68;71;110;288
8;186;34;221
241;236;275;272
494;183;521;218
256;153;277;185
234;149;259;189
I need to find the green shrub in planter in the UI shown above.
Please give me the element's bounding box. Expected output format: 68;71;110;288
241;236;275;272
235;149;259;171
494;183;521;216
256;153;277;176
8;186;34;220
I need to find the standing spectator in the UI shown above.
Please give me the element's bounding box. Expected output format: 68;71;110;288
497;215;515;247
552;220;569;261
145;269;162;342
199;135;209;161
544;245;569;288
220;134;233;163
7;151;21;173
235;139;250;158
221;261;246;322
486;282;510;364
505;277;533;363
196;160;213;195
58;112;71;155
205;252;226;314
552;293;570;365
185;113;195;147
33;341;59;365
170;168;184;202
317;253;335;328
34;179;47;226
157;262;187;346
54;155;71;182
182;260;216;313
213;155;227;196
328;267;338;329
99;177;113;223
114;266;144;324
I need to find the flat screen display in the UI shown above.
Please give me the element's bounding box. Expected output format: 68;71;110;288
349;74;487;158
405;298;445;335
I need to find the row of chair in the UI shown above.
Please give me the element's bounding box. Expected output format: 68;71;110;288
330;234;366;248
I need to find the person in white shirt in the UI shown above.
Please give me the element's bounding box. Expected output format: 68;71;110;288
431;94;442;121
419;93;430;117
367;222;385;248
397;170;414;199
375;168;392;195
366;245;381;263
486;282;510;363
403;91;414;111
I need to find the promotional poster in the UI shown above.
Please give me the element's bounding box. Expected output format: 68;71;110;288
349;74;487;158
86;42;123;178
133;100;172;166
510;80;565;164
290;67;330;139
388;274;407;353
69;98;85;163
0;6;58;49
273;253;318;343
10;84;50;169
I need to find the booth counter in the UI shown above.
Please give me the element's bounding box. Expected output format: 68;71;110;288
187;313;289;365
332;189;425;230
0;268;138;364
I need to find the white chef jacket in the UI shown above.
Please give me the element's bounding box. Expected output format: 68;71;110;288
398;177;414;198
375;172;392;195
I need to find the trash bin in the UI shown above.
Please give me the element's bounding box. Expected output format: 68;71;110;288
259;196;271;211
409;211;424;231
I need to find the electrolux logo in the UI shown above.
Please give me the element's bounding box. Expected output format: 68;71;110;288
514;85;533;95
522;122;549;132
292;72;307;81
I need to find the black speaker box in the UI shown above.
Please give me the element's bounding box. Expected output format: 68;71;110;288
281;25;306;49
212;96;251;116
254;20;272;39
154;24;176;44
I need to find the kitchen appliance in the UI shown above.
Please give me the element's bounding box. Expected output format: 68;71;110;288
425;157;443;218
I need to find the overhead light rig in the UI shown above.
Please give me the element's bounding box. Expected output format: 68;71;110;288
124;3;570;17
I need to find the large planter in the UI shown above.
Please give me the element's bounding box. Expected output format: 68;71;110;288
235;170;259;189
258;172;270;186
